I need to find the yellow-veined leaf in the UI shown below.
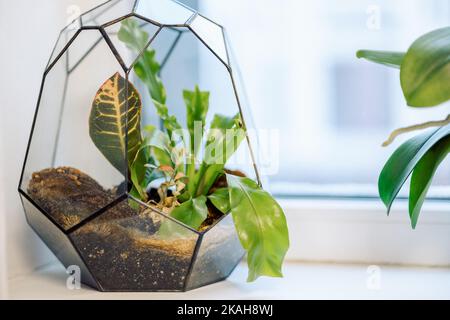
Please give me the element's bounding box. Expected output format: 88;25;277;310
89;72;142;173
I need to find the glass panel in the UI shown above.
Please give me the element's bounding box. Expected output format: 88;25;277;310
134;0;195;25
189;14;228;65
66;29;103;73
20;195;98;289
130;24;260;186
21;48;68;192
128;26;182;126
152;27;182;67
69;197;199;291
186;214;244;290
224;31;266;186
194;29;258;181
21;30;127;231
104;16;160;69
46;22;80;70
81;0;135;27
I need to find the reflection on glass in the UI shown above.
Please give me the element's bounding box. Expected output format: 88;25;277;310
134;0;194;25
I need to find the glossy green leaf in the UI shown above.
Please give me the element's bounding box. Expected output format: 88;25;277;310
356;50;405;68
207;188;230;214
226;174;289;282
89;72;141;173
400;27;450;107
169;196;208;230
409;136;450;228
379;125;450;213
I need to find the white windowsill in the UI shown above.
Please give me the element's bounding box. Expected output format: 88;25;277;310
7;261;450;300
4;198;450;299
279;198;450;266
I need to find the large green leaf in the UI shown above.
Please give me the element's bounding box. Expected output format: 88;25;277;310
400;27;450;107
207;188;230;214
409;136;450;228
169;196;208;230
356;50;405;68
379;124;450;213
89;72;141;173
226;174;289;282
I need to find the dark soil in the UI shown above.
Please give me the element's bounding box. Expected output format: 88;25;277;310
27;167;114;230
71;213;195;291
27;166;243;291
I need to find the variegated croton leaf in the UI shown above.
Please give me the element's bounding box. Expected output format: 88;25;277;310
89;72;142;173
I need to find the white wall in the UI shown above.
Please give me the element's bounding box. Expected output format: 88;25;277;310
0;130;7;298
0;0;102;290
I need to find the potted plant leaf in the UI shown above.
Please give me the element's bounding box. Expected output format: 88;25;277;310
19;0;289;291
357;27;450;228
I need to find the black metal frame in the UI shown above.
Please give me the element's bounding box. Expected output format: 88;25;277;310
18;0;251;292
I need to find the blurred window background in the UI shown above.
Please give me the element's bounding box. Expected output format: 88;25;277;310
197;0;450;199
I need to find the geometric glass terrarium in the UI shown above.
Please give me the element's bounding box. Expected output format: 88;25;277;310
18;0;285;292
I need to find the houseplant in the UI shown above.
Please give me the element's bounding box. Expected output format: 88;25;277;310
357;27;450;228
18;0;289;291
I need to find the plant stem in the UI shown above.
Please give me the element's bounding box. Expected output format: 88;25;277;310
382;115;450;147
200;169;221;196
193;163;208;197
186;154;196;194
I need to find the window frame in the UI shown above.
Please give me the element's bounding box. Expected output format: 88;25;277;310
280;197;450;266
